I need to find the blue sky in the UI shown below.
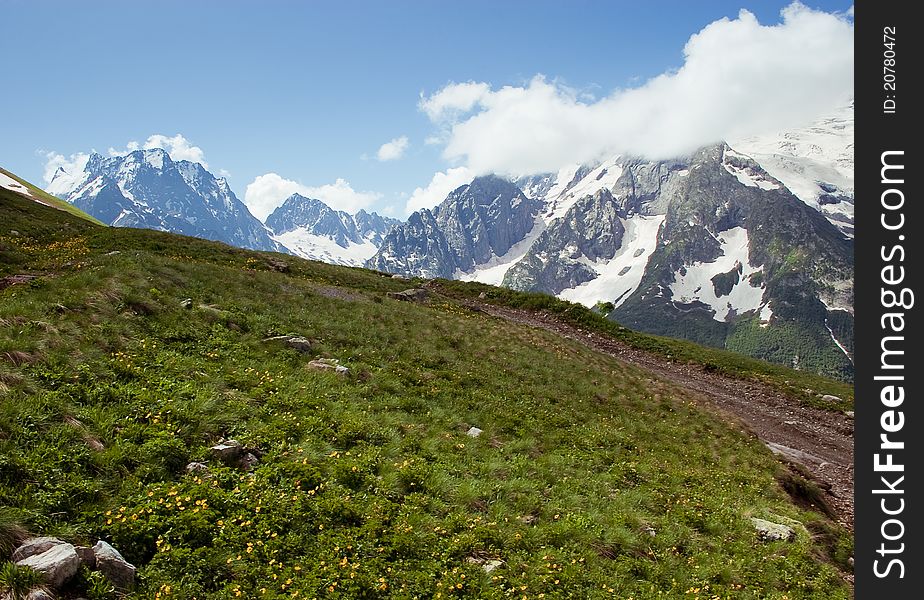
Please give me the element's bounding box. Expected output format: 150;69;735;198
1;1;853;219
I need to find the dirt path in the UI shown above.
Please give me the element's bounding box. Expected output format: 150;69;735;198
467;300;855;530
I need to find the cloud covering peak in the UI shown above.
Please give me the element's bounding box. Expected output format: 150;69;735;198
419;3;853;177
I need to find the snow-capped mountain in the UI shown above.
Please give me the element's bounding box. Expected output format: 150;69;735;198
732;102;854;236
368;175;541;278
265;194;398;266
366;105;855;379
47;149;280;252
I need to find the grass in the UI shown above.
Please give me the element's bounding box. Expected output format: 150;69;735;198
435;281;853;412
0;192;852;598
0;167;106;226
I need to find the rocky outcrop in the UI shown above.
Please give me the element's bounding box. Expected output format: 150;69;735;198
503;189;625;294
367;175;540;278
750;517;797;542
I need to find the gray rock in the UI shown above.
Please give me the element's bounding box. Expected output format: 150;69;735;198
845;411;854;419
240;453;260;471
643;526;656;537
180;298;193;309
105;250;121;256
465;557;504;573
750;517;796;542
210;440;243;463
821;394;842;403
92;541;136;591
11;537;66;563
307;359;350;376
386;288;429;303
466;427;483;438
26;590;55;600
185;461;209;474
284;336;312;352
16;543;80;589
262;335;312;352
75;545;96;569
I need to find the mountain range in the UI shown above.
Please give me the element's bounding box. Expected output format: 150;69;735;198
42;104;854;378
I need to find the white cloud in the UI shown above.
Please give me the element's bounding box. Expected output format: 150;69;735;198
42;151;89;185
419;81;491;121
376;136;409;161
421;3;853;175
244;173;382;221
101;134;209;168
405;166;472;214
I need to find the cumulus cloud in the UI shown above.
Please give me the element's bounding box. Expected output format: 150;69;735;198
420;3;853;175
42;151;90;185
244;173;382;221
405;166;472;214
106;134;209;168
376;136;410;161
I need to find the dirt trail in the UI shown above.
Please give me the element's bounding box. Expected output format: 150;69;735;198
468;300;854;529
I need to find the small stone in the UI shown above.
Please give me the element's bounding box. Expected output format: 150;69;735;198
284;336;312;353
10;230;21;236
179;298;193;309
466;427;483;438
105;250;121;256
848;556;855;568
75;545;96;569
519;515;538;525
240;453;260;471
26;590;55;600
386;288;428;303
92;541;136;591
750;517;796;542
478;292;488;299
845;411;854;419
16;543;80;589
11;537;66;563
185;462;209;474
821;394;842;403
643;526;656;537
464;557;504;573
210;440;243;463
308;359;349;376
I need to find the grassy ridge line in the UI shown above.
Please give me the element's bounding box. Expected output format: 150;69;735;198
435;280;854;412
0;198;852;597
0;167;106;226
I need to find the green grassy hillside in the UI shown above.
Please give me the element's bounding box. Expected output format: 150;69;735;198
0;167;106;226
1;192;850;598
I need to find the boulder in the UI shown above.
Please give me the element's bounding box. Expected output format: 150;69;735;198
11;537;66;563
75;545;96;569
750;517;796;542
185;461;209;474
92;541;136;590
466;427;483;438
210;440;244;463
16;543;80;589
821;394;842;404
386;288;429;303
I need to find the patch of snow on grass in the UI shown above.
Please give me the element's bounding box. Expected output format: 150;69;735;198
1;172;33;197
669;227;765;321
558;214;665;308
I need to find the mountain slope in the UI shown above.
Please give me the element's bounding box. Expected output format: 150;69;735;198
47;149;280;252
265;194;398;266
0;196;851;598
367;175;541;278
1;166;104;225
